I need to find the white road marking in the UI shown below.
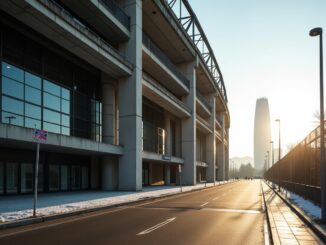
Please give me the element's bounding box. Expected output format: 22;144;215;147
137;217;176;235
212;196;220;201
202;208;261;214
200;202;209;207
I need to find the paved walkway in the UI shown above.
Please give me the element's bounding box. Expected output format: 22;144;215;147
262;182;322;245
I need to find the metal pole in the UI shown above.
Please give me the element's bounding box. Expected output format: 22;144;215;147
270;141;274;187
278;120;281;191
33;142;40;217
319;31;326;222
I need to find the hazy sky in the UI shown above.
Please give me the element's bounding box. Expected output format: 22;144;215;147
188;0;326;159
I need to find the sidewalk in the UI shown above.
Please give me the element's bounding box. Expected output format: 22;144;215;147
262;182;322;245
0;181;230;226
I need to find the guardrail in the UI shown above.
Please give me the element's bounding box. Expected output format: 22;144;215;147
215;114;222;126
41;0;132;69
196;90;211;113
142;32;190;89
99;0;130;30
142;72;191;114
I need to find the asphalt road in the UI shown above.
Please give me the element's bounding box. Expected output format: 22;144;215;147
0;180;264;245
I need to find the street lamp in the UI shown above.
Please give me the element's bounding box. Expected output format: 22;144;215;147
270;141;274;187
275;119;281;191
5;116;16;125
310;27;325;221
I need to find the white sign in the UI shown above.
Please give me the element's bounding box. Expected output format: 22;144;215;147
33;129;47;142
178;164;182;173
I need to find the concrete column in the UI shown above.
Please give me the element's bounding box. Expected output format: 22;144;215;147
225;128;230;180
90;156;99;189
217;113;225;181
102;156;118;190
206;94;216;183
180;60;197;185
165;165;171;185
118;0;142;190
101;75;116;145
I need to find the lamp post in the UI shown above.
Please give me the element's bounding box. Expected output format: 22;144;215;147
310;27;325;222
270;141;274;186
275;119;281;191
266;150;270;169
5;116;16;125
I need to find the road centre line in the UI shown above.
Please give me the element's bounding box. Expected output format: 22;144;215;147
137;217;176;235
202;208;261;214
200;202;209;207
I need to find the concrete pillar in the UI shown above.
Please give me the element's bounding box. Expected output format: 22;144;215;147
165;165;171;185
225;128;230;180
118;0;142;190
101;75;116;145
102;156;118;190
217;113;225;181
206;94;216;183
90;156;99;189
180;60;197;185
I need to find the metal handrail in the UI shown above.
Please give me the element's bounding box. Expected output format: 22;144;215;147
40;0;132;69
142;73;191;114
142;32;190;89
99;0;130;30
215;114;222;126
196;90;211;112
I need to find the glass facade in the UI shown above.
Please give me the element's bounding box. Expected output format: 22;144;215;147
0;162;3;194
0;60;102;140
0;148;91;195
142;100;166;154
0;19;103;142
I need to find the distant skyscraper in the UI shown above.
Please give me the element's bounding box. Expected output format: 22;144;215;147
254;98;271;173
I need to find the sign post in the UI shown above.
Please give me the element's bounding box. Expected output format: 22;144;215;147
33;129;47;217
178;164;182;192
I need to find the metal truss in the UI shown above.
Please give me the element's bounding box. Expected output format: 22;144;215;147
164;0;227;102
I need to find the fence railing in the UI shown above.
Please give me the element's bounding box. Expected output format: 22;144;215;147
99;0;130;30
265;123;326;205
142;32;190;89
40;0;132;69
196;90;212;113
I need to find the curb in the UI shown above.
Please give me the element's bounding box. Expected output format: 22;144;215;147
0;181;234;230
260;181;274;245
264;181;326;243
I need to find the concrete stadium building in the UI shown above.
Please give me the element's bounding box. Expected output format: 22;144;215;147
0;0;230;195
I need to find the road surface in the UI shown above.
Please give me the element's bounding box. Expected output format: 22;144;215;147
0;180;264;245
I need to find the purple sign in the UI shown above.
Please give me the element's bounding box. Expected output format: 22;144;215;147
33;129;48;142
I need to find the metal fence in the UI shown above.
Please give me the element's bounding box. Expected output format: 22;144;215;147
265;123;325;205
142;32;190;89
99;0;130;30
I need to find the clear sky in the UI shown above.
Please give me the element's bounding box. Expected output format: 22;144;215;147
188;0;326;159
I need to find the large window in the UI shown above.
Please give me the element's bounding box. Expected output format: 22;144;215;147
21;163;33;193
0;162;3;194
0;61;102;141
6;162;18;194
142;100;165;154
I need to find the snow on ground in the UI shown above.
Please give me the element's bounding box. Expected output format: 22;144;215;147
280;188;321;220
0;181;228;223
